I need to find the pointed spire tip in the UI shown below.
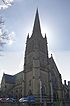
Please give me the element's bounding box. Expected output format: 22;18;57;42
32;9;41;36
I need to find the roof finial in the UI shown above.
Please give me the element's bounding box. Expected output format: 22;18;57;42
26;33;29;42
45;33;48;44
51;54;53;57
45;33;47;38
27;33;29;39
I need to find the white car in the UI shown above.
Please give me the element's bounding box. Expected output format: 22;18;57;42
19;97;28;103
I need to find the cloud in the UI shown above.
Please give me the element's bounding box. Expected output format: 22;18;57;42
7;31;15;45
0;4;8;10
14;0;23;2
0;28;15;46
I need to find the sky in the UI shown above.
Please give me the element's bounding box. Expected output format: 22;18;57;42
0;0;70;84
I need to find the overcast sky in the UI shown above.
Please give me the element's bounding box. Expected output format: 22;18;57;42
0;0;70;84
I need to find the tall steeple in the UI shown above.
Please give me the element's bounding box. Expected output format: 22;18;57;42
24;9;50;98
32;9;42;36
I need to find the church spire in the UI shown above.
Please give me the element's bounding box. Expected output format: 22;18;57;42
32;9;42;36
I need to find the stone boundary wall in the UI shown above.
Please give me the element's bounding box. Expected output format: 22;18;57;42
0;102;23;106
0;102;37;106
0;102;40;106
0;102;70;106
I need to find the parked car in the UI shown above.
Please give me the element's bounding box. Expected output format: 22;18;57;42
19;96;29;103
6;97;16;102
19;96;35;103
0;98;2;102
0;98;8;102
27;96;35;103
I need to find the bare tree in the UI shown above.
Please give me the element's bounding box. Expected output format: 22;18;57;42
0;16;8;50
0;0;15;51
2;0;14;5
0;0;14;9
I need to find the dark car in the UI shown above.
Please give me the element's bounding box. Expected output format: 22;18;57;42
6;98;16;102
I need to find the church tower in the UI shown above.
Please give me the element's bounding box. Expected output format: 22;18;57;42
24;9;50;99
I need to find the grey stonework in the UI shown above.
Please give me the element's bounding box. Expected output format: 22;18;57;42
23;9;63;103
24;9;50;98
1;9;70;106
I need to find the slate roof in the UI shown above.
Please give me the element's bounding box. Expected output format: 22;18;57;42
3;74;15;84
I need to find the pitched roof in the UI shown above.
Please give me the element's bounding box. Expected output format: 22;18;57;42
49;55;61;77
3;74;15;84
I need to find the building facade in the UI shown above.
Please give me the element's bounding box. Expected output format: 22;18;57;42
1;9;70;105
23;9;63;102
1;71;24;98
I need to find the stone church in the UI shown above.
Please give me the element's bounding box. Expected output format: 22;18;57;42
23;9;62;101
1;9;70;105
